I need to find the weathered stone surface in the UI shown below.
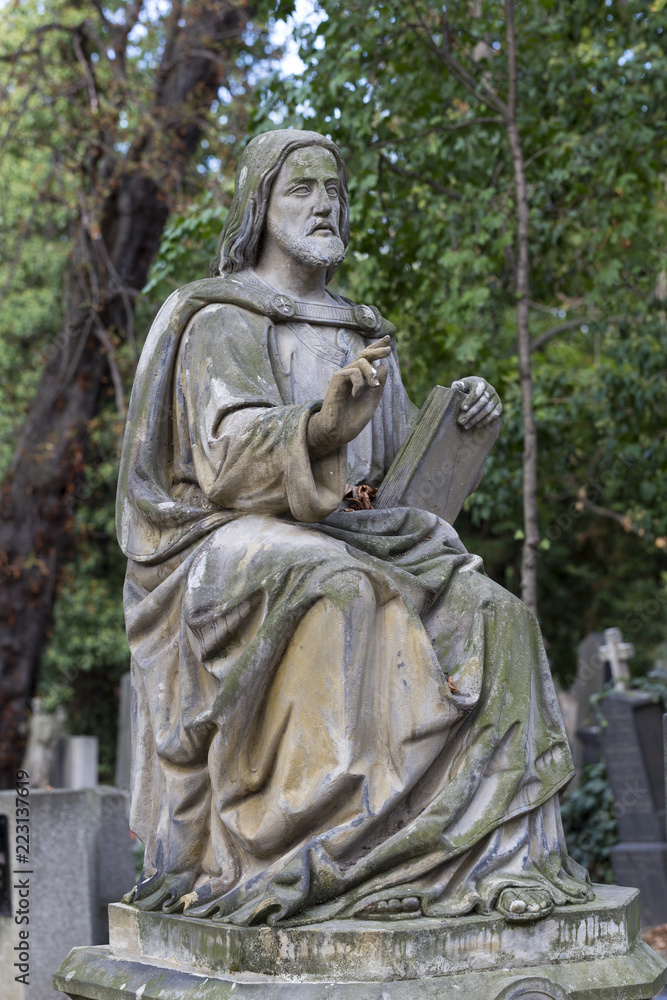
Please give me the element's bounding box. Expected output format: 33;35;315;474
114;671;131;792
106;886;643;982
53;887;667;1000
374;384;501;523
611;844;667;929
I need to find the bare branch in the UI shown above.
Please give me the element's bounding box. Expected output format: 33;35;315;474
580;497;644;536
438;14;508;118
72;28;99;113
0;21;74;62
531;314;628;352
530;318;590;352
92;321;127;419
367;118;503;155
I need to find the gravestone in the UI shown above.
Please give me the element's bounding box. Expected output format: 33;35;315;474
570;631;607;776
0;787;135;1000
600;627;635;690
601;691;667;927
61;735;98;790
570;628;636;778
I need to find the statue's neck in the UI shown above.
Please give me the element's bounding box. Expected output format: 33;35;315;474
252;250;329;305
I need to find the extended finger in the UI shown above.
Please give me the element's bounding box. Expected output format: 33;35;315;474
476;402;503;427
356;336;391;359
357;346;392;367
459;396;496;427
460;390;491;422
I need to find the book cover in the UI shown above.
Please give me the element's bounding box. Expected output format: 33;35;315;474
374;385;501;525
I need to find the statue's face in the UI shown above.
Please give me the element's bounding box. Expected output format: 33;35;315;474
263;146;345;270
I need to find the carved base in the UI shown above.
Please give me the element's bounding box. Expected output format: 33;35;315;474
53;884;667;1000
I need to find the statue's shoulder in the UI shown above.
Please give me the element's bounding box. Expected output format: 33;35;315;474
171;275;277;322
326;288;396;339
160;276;396;340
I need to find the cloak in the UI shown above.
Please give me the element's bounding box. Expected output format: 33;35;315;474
116;273;591;925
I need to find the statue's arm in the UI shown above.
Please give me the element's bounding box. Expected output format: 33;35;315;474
180;305;346;522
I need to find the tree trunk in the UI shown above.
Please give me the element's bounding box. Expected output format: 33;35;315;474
504;0;539;616
0;1;254;787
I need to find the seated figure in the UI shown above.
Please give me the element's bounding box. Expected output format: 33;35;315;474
116;128;592;926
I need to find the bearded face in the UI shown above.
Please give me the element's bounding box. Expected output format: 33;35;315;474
261;146;346;271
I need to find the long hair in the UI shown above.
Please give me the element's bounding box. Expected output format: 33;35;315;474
210;130;350;284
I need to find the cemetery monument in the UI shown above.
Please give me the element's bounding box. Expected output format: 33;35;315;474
53;129;667;1000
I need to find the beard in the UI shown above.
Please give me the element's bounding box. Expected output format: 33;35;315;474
266;216;346;269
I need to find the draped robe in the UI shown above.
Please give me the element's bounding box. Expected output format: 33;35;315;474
116;273;592;925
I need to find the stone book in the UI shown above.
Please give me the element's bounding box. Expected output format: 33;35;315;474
374;385;501;525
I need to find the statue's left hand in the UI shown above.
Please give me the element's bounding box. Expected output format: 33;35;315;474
451;377;502;429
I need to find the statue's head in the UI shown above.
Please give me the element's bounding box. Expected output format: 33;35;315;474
210;129;350;282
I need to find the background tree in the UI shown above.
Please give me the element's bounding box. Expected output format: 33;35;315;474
0;0;269;786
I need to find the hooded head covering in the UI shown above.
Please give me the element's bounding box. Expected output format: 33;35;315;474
210;129;350;281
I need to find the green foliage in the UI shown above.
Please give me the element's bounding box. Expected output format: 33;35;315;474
143;192;232;301
560;762;618;884
39;401;130;783
0;0;272;780
630;667;667;707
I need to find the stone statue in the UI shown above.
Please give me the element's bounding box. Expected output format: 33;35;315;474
116;129;592;927
22;697;66;789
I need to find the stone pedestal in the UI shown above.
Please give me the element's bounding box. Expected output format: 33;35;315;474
53;885;666;1000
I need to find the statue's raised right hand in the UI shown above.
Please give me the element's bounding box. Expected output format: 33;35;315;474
307;336;391;459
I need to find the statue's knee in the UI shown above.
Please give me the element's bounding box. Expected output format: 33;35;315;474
322;568;376;613
480;577;538;628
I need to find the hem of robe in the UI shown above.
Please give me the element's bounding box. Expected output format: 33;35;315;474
180;754;578;926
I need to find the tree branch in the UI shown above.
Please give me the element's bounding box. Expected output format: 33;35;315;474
438;15;508;118
580;497;643;536
72;28;99;113
379;154;462;200
92;322;126;419
365;120;501;155
531;314;628;352
530;318;589;352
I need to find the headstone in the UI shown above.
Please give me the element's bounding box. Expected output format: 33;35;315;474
61;735;98;790
0;787;135;1000
115;671;132;792
569;631;607;777
573;632;608;731
601;690;667;927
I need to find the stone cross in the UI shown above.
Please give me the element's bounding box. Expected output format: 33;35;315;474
599;627;634;690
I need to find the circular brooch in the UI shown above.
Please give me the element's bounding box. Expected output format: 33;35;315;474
355;304;378;331
271;293;295;318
